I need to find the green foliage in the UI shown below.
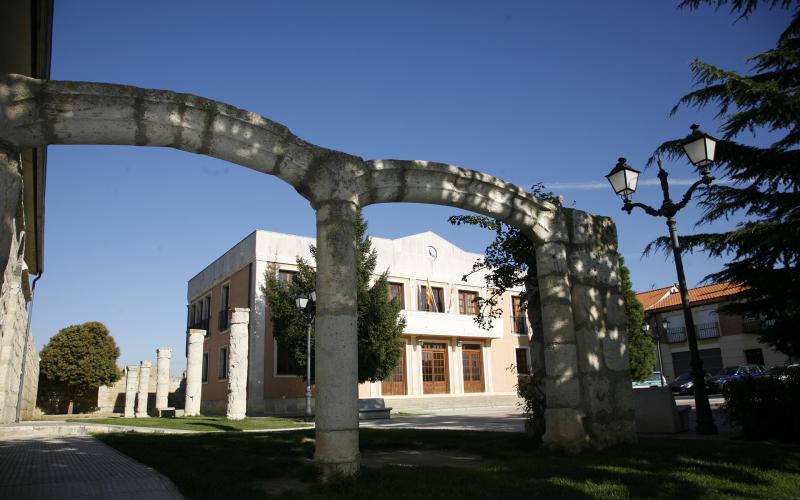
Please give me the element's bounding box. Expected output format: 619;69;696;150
647;0;800;356
262;209;405;383
515;372;546;440
39;322;121;394
450;187;652;381
722;369;800;441
620;257;655;381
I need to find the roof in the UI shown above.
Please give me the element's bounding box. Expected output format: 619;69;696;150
636;282;746;312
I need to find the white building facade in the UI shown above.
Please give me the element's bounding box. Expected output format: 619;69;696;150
187;230;530;415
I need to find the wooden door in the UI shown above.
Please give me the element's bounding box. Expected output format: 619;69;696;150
381;349;406;396
422;343;449;394
462;344;484;393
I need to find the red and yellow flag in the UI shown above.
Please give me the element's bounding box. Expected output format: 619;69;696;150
425;278;437;312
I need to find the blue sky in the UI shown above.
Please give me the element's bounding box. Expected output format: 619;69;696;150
33;1;791;372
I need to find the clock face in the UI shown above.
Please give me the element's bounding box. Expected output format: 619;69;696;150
426;246;438;260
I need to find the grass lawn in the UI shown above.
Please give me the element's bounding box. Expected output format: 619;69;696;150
72;416;309;432
97;429;800;499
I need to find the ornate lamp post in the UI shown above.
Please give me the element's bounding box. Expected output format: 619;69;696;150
642;321;666;387
606;124;718;435
295;291;316;422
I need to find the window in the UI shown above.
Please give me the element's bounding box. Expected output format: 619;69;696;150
458;290;479;315
278;270;298;283
219;284;230;331
418;285;445;313
744;348;765;366
388;282;405;309
515;348;530;375
202;352;209;383
512;296;527;334
218;346;228;379
275;340;302;376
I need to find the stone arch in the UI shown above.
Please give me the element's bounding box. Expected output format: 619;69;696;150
0;74;636;477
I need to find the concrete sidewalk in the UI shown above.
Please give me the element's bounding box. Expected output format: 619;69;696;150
361;406;526;433
0;435;184;499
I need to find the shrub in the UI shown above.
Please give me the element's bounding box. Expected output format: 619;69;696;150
722;370;800;442
515;372;545;439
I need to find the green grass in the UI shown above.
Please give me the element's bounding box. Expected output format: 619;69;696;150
97;429;800;499
72;416;310;432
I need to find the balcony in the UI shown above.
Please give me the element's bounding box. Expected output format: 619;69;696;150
402;310;504;339
511;315;528;335
188;317;209;332
664;322;720;343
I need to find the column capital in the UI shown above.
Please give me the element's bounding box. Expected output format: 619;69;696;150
230;308;250;325
157;347;172;358
139;360;152;369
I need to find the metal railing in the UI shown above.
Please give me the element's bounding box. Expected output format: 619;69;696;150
511;315;528;335
665;322;720;343
189;317;209;332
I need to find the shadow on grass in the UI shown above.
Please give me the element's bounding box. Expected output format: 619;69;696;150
97;429;800;500
185;422;243;432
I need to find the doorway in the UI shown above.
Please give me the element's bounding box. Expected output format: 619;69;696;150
382;349;406;395
462;344;484;393
422;342;449;394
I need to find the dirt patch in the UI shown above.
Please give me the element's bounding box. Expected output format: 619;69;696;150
251;478;312;496
361;449;492;469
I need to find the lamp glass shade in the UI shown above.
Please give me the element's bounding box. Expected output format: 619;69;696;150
606;159;640;197
309;291;316;302
295;297;308;310
662;320;669;331
681;126;717;167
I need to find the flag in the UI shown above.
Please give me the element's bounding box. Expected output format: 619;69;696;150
425;278;437;312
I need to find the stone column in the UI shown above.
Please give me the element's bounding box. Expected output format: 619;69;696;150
123;365;139;418
226;308;250;420
136;361;151;418
184;329;205;417
314;201;360;479
155;347;172;411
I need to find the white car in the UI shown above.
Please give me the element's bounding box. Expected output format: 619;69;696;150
632;371;668;388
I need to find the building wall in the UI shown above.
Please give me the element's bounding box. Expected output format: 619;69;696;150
190;230;533;415
651;302;793;380
0;179;36;423
195;265;251;414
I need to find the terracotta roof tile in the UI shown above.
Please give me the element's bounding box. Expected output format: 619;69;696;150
636;282;746;312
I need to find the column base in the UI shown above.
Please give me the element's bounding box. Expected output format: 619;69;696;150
315;458;360;481
314;428;360;480
226;413;246;421
134;412;149;418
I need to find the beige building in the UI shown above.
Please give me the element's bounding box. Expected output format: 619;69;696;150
187;230;530;415
637;283;795;380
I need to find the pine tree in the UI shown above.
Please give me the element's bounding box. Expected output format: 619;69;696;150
649;0;800;356
620;256;656;381
39;322;121;414
262;210;405;383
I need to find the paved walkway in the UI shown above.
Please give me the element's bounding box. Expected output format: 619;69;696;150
0;435;184;499
360;406;526;432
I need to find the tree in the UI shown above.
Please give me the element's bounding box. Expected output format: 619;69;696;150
262;209;405;383
648;0;800;356
449;184;653;381
620;256;656;381
39;321;121;414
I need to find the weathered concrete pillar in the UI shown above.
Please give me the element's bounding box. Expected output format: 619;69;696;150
314;200;360;479
123;365;139;418
184;329;205;416
226;308;250;420
136;361;151;418
155;347;172;411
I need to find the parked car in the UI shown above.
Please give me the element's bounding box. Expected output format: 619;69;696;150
632;371;668;389
706;364;767;393
769;363;800;381
668;371;711;395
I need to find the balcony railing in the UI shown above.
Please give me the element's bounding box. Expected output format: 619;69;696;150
188;317;209;332
665;322;720;343
511;315;528;335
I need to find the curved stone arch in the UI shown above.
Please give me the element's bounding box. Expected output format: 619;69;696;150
0;73;635;477
0;75;559;242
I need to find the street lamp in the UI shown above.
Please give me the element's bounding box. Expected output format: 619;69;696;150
607;124;718;435
295;291;316;422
